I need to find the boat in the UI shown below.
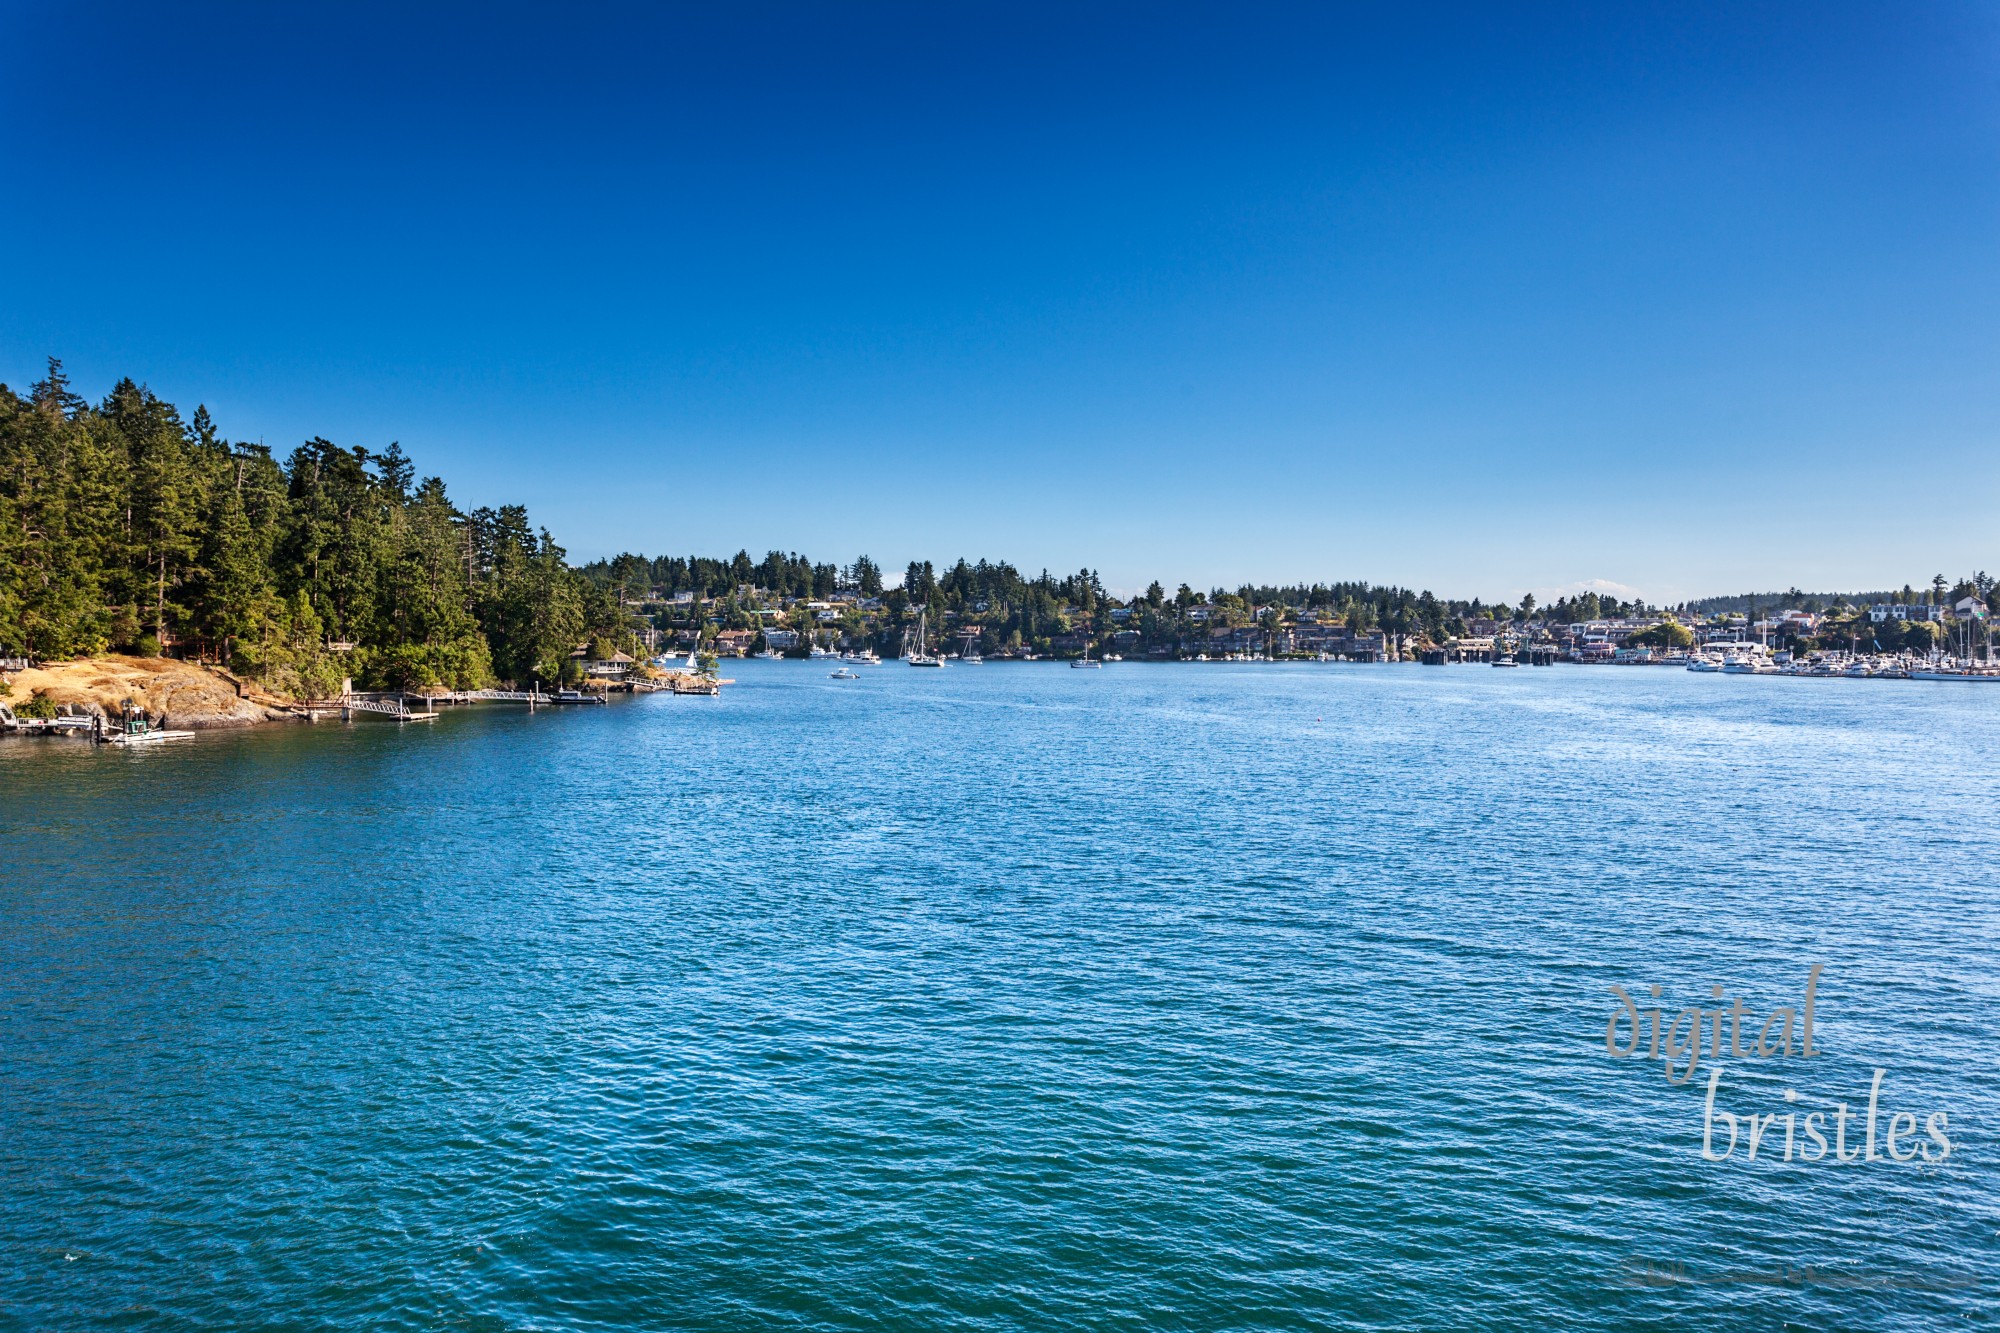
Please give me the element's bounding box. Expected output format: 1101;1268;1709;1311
1071;645;1101;669
550;689;607;705
830;667;858;679
1904;660;2000;680
905;609;944;666
105;726;195;745
100;706;195;744
1492;656;1518;667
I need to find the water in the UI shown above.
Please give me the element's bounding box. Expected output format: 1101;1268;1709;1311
3;663;1995;1330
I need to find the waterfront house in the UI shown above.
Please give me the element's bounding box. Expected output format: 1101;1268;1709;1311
1346;630;1387;661
1210;626;1264;656
1289;623;1348;654
586;651;635;679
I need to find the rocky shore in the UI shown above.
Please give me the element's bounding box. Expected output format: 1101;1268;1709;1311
0;656;301;729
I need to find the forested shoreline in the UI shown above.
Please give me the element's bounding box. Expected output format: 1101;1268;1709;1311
5;363;1989;692
0;362;634;695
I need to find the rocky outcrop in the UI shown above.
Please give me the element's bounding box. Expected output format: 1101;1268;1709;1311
1;655;302;729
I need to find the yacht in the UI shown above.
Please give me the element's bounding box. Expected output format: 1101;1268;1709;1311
830;666;858;679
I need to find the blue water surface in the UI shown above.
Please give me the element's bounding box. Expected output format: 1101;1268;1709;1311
2;662;1995;1330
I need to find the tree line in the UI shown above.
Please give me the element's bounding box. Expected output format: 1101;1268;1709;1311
579;548;1600;656
0;362;636;694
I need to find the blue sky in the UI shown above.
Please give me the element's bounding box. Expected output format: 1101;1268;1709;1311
2;3;1995;602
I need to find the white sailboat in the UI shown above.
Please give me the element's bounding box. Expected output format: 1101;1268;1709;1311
906;609;944;666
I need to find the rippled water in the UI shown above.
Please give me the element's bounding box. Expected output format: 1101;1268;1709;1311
3;663;1995;1329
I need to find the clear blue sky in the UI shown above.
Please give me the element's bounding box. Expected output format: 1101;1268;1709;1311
3;3;1995;603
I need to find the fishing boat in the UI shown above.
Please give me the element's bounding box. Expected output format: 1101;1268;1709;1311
102;705;195;744
1492;655;1519;667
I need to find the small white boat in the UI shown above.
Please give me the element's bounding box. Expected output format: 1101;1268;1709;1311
830;667;858;679
105;728;196;745
101;710;195;743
